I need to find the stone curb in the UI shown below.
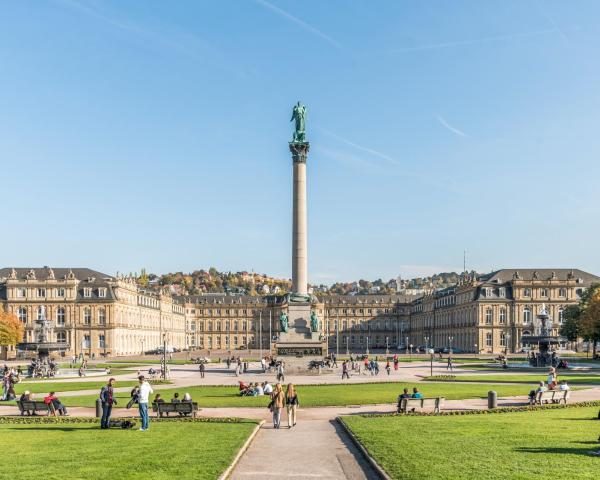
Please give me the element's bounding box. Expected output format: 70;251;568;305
219;419;265;480
336;416;390;480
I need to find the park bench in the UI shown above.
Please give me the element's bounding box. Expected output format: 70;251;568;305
398;397;445;414
17;400;56;416
535;390;570;405
152;402;199;418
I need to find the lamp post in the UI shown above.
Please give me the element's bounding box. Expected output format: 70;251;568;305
405;336;409;356
409;344;413;360
424;336;430;355
385;336;389;355
162;332;168;380
448;336;454;353
366;336;370;355
474;343;478;357
429;348;434;376
346;336;349;356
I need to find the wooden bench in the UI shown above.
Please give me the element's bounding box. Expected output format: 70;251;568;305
152;402;199;418
535;390;570;405
398;397;445;414
17;400;56;416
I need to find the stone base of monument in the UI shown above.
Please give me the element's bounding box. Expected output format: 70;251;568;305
274;303;328;375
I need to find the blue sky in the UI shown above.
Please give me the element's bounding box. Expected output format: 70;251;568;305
2;1;600;282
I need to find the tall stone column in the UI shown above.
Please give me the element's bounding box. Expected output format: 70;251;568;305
290;142;309;295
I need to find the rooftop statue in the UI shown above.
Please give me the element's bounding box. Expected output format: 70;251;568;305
290;101;307;143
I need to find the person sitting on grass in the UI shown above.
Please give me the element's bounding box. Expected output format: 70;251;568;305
254;383;264;396
263;381;273;395
171;392;181;403
43;391;68;416
411;387;423;399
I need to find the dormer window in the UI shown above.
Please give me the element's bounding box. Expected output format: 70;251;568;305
485;288;493;297
83;288;92;298
499;288;506;298
98;288;107;298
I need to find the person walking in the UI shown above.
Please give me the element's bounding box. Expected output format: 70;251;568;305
285;383;299;428
137;375;153;431
99;378;117;429
277;363;285;383
332;353;338;368
341;361;349;380
199;362;205;378
447;355;453;372
386;360;391;376
270;383;285;429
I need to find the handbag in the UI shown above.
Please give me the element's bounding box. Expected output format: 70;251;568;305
267;400;274;412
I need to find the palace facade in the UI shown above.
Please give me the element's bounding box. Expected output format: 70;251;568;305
1;267;598;358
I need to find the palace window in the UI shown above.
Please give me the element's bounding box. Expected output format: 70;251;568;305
56;288;65;297
57;307;65;326
98;308;106;325
83;308;91;325
56;331;67;343
208;321;212;332
500;332;507;347
499;309;506;324
16;288;26;298
559;288;567;298
499;288;506;298
523;288;532;297
486;332;493;347
18;307;27;323
83;288;92;298
83;335;91;349
523;308;531;324
485;288;492;297
37;306;45;321
98;288;107;298
37;288;46;298
485;308;493;325
540;288;549;298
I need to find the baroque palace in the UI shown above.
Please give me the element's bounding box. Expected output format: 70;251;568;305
1;267;598;358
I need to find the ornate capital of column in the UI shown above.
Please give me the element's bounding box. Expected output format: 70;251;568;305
289;141;310;164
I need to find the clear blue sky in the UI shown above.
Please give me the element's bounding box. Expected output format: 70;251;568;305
2;1;600;282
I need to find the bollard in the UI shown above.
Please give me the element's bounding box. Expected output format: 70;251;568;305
488;390;497;409
95;398;102;418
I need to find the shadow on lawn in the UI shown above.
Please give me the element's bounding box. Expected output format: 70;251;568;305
515;446;599;456
6;426;94;432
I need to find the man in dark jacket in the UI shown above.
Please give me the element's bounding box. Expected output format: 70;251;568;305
100;378;117;429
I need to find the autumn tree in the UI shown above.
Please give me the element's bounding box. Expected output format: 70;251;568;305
560;284;600;358
0;310;25;347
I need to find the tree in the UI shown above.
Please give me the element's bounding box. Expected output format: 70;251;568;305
0;310;24;347
560;284;600;358
138;268;149;287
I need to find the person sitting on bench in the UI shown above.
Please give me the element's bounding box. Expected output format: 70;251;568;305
19;391;35;415
171;393;181;403
44;391;68;415
411;387;423;399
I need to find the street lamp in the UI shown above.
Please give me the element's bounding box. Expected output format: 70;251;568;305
366;336;370;355
385;336;389;355
346;336;349;356
428;348;434;376
405;336;409;356
474;343;478;356
448;336;454;352
409;344;413;360
424;336;430;354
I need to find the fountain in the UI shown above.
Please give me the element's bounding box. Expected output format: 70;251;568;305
521;304;564;367
18;306;69;377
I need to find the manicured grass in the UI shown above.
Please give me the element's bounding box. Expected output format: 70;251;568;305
0;420;256;480
12;381;138;395
444;374;600;385
58;381;533;408
342;406;600;479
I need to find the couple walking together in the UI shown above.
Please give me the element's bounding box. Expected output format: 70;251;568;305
269;383;299;429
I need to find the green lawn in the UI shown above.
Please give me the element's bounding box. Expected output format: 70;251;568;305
0;420;256;480
54;381;533;408
12;381;138;395
444;374;600;385
342;406;600;480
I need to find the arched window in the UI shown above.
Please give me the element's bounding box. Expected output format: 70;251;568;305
523;308;531;324
98;308;106;325
57;307;65;326
56;331;67;343
83;308;91;325
18;307;27;323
